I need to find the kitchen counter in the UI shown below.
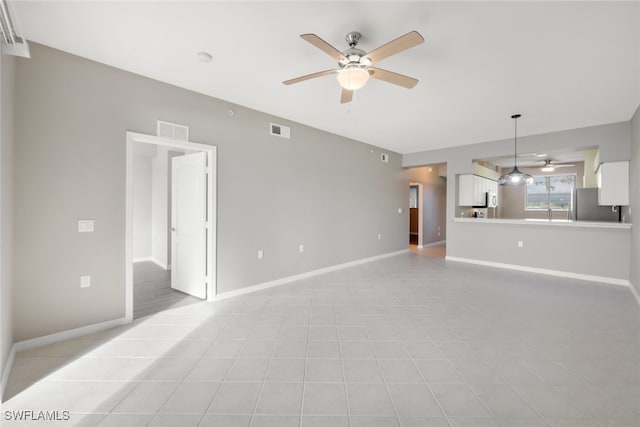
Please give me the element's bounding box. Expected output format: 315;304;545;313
454;217;631;229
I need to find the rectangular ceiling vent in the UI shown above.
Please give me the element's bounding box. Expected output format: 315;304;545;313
0;0;30;58
270;122;291;139
157;120;189;141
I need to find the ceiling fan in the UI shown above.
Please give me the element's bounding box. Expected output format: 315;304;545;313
539;159;575;172
283;30;424;103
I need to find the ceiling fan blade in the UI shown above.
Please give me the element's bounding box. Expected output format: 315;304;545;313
340;88;353;104
554;164;575;168
364;31;424;64
283;69;338;85
368;67;419;88
300;34;347;62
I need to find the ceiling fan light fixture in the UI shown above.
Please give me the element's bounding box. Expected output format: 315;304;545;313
541;165;555;172
337;66;369;90
498;114;535;186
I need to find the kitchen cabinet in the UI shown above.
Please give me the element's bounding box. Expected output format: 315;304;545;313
597;161;629;206
459;174;498;206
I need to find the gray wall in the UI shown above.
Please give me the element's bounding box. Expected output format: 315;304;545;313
404;122;632;281
12;43;408;341
407;166;447;245
451;221;630;280
630;105;640;296
0;53;15;396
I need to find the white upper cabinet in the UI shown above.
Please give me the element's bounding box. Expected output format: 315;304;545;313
597;161;629;206
459;174;498;206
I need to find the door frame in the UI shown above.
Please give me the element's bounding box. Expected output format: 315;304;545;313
409;182;424;248
125;131;217;322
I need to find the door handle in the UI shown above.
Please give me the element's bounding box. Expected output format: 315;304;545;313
171;227;176;232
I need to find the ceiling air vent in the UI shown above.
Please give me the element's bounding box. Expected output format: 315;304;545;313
157;120;189;141
0;0;30;58
270;122;291;139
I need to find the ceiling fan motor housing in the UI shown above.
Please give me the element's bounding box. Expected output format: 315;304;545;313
339;32;372;69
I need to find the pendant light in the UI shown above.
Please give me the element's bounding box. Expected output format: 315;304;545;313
498;114;534;186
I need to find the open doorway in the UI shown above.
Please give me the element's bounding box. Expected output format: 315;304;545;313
407;164;447;257
125;132;216;320
409;183;422;245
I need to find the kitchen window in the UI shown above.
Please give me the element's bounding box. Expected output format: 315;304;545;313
525;174;576;210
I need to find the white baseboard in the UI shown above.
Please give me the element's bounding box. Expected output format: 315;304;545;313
424;240;446;248
13;316;130;353
216;249;409;301
1;345;16;402
151;258;169;270
133;256;170;270
629;283;640;306
1;316;129;401
446;256;631;287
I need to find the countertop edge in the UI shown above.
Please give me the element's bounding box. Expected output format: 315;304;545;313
453;218;632;229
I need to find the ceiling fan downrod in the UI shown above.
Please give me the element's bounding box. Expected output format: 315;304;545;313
345;31;362;48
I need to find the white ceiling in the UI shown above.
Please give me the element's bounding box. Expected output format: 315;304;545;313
12;1;640;154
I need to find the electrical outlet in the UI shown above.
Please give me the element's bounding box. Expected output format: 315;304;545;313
377;234;382;240
299;244;304;253
517;241;524;248
80;275;91;288
257;250;264;259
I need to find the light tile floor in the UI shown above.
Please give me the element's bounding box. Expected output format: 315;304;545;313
3;251;639;427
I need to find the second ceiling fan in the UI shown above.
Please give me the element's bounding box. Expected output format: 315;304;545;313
539;159;575;172
283;30;424;103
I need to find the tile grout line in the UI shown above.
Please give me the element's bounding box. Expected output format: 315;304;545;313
298;303;311;427
335;297;353;427
551;356;638;418
385;311;454;427
512;357;600;426
246;316;285;427
426;318;557;427
145;316;230;427
363;305;413;427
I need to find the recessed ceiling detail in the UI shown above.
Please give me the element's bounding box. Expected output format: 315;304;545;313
196;51;212;63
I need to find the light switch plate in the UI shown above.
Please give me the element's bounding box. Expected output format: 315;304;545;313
78;220;94;233
80;275;91;288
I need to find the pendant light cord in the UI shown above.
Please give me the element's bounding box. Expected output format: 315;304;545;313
514;116;518;167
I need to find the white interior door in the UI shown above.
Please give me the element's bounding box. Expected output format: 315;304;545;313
171;151;207;299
